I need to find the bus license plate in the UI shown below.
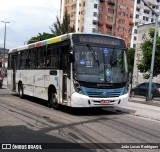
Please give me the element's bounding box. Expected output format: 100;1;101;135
100;100;110;104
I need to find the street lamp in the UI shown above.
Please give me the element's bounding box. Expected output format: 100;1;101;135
141;0;159;101
1;21;10;71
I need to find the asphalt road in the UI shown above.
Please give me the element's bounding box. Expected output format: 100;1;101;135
0;88;160;152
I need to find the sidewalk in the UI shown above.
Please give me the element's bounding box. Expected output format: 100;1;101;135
115;96;160;121
129;95;160;107
116;101;160;121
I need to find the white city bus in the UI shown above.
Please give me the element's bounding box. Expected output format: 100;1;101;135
7;33;129;109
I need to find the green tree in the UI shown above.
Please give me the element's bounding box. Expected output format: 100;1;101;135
127;48;135;73
137;27;160;78
50;9;75;36
27;32;55;44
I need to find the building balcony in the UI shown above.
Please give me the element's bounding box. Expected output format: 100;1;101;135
144;9;150;13
129;20;134;25
100;0;105;2
93;20;98;25
98;21;103;26
107;0;115;5
106;22;113;27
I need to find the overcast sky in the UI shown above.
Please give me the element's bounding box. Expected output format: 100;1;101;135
0;0;60;49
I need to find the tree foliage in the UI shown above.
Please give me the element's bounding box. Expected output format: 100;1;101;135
137;27;160;78
50;9;75;36
127;48;135;73
27;32;55;44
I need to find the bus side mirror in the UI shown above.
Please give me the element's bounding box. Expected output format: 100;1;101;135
69;53;74;63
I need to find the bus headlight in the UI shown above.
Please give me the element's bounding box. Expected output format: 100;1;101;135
73;80;82;94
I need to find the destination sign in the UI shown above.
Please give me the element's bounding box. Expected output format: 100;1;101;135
72;34;126;47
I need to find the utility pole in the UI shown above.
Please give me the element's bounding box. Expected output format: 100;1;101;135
1;21;10;72
141;0;159;101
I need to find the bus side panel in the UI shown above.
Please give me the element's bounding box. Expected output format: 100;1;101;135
44;70;62;103
16;70;27;95
7;70;12;90
22;70;34;97
15;70;20;93
34;70;47;100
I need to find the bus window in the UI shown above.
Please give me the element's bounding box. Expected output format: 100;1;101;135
46;44;59;68
17;52;21;69
20;50;28;69
28;49;36;69
36;46;46;68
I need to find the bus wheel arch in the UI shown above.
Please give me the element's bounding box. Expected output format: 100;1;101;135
18;81;24;99
48;85;60;109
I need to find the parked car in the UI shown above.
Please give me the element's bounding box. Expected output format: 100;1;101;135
131;82;160;99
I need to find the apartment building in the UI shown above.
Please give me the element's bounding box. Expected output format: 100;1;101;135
131;0;160;48
60;0;134;47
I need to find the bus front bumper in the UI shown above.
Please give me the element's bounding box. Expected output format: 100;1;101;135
70;92;129;107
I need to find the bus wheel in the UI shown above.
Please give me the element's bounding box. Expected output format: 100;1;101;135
49;91;60;110
18;83;24;99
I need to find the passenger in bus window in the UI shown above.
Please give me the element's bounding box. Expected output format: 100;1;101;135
27;59;31;68
46;58;50;67
43;57;51;67
38;63;43;68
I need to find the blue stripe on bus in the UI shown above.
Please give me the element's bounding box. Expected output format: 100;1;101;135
41;41;47;46
81;86;125;98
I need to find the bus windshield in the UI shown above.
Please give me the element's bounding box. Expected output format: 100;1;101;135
73;45;128;83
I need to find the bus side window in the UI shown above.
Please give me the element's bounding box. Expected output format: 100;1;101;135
36;46;46;69
20;50;28;69
28;49;37;69
17;52;21;69
46;44;59;68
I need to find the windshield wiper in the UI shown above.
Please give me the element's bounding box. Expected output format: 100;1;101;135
86;44;99;66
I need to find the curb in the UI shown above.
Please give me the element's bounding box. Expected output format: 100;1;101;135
129;98;160;107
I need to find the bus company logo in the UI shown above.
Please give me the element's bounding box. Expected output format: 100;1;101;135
103;92;107;96
2;144;11;149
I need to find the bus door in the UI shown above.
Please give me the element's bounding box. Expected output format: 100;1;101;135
12;54;17;91
61;45;71;102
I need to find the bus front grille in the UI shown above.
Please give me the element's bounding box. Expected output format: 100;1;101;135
87;91;121;98
81;86;124;98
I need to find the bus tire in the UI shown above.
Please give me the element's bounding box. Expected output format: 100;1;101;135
18;83;24;99
49;91;60;110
